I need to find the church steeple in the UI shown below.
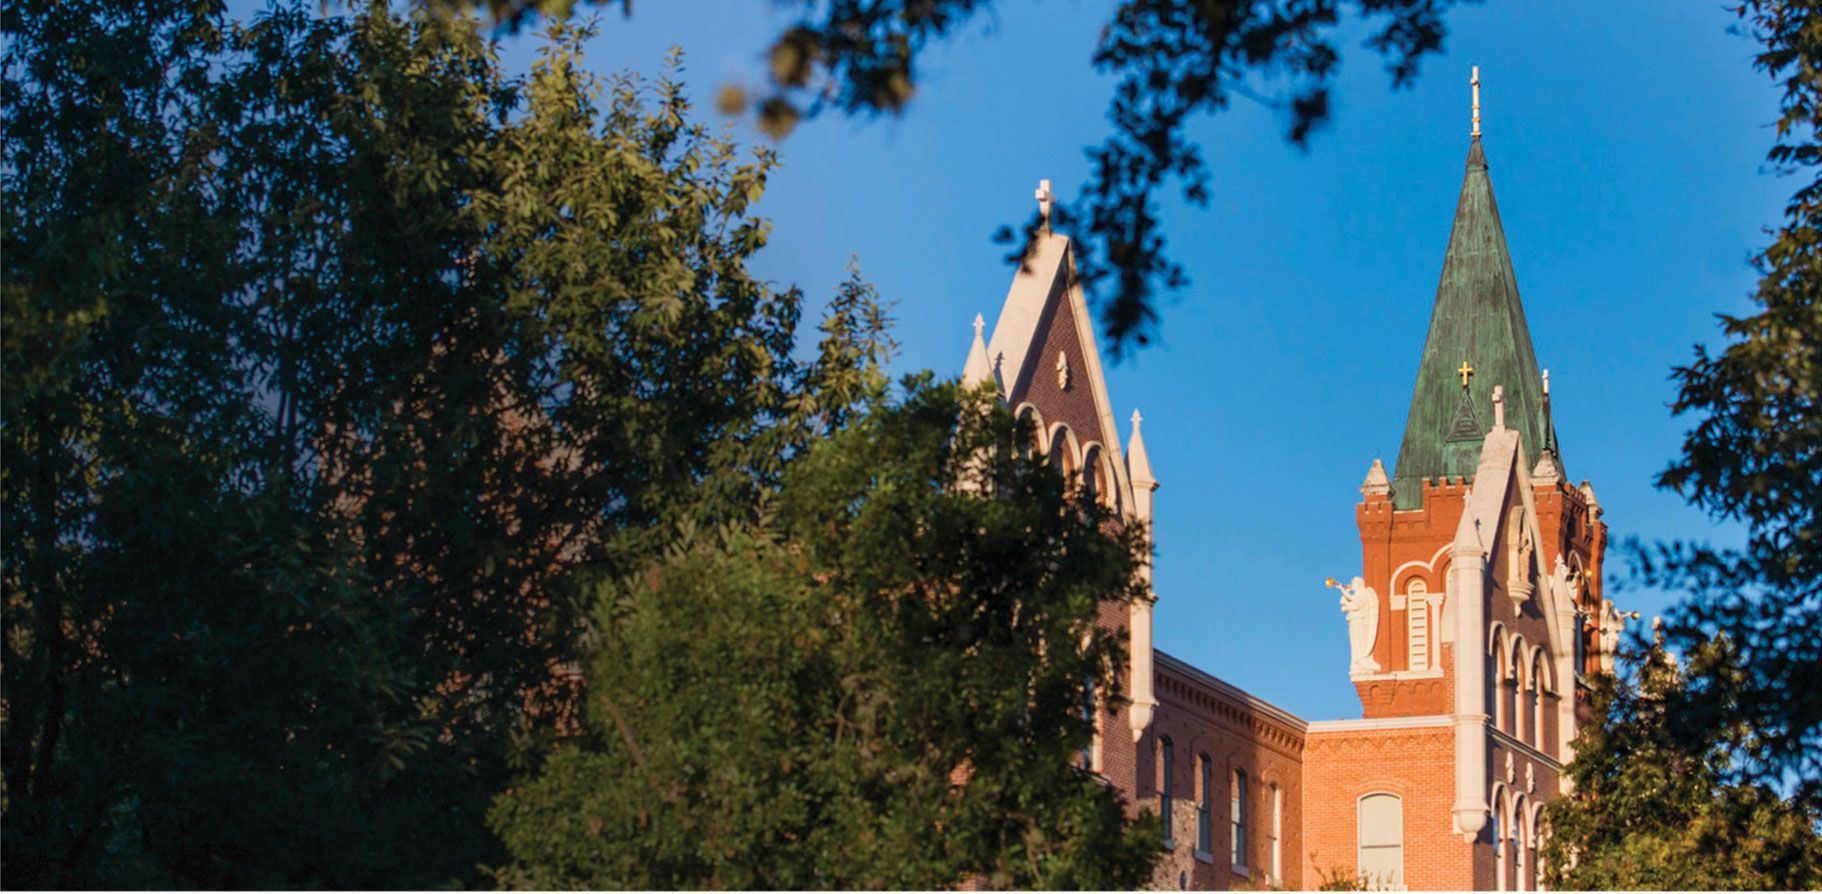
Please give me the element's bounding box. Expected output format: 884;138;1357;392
1390;123;1549;508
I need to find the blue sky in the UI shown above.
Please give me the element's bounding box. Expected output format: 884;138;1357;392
511;1;1788;721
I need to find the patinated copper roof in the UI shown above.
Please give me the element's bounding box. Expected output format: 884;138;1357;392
1391;136;1550;509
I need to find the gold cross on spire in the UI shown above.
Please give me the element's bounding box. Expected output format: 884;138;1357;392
1457;360;1475;388
1471;65;1481;137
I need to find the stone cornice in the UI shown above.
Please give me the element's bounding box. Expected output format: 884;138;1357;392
1155;651;1308;754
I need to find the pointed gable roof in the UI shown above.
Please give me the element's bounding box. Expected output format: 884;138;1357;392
982;229;1135;508
1392;136;1549;509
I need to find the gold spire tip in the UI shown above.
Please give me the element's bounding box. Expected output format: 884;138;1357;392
1471;65;1481;137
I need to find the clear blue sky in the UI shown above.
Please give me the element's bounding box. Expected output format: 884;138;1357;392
506;1;1787;721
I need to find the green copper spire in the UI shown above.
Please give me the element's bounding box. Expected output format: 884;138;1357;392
1391;135;1549;509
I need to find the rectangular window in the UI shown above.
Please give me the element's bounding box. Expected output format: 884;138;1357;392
1231;769;1249;868
1270;783;1282;882
1196;755;1212;855
1358;793;1404;890
1160;738;1175;846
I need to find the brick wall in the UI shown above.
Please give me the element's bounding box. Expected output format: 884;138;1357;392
1121;656;1306;890
1302;726;1477;891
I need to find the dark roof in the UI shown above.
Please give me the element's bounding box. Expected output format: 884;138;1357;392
1391;136;1549;509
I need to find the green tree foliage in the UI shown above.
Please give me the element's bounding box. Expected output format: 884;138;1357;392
440;0;1469;355
4;1;1164;885
488;379;1163;889
1;2;817;885
1540;637;1822;890
1633;0;1822;807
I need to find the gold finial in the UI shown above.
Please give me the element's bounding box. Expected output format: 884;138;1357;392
1457;360;1475;388
1471;65;1481;137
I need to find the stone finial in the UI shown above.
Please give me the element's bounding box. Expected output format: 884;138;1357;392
1579;479;1602;515
1127;409;1157;488
1035;178;1054;231
961;312;997;393
1491;384;1506;431
1453;488;1485;554
1532;450;1562;486
1361;458;1393;498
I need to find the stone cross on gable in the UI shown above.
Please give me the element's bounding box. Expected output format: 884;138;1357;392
1492;384;1506;430
1035;179;1054;231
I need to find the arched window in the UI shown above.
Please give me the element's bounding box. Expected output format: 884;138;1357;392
1159;737;1176;846
1081;445;1114;510
1230;769;1249;869
1493;795;1506;892
1050;426;1077;480
1269;782;1283;883
1196;755;1213;855
1514;798;1530;892
1531;650;1547;751
1489;627;1508;729
1015;405;1045;458
1357;793;1403;890
1532;803;1549;891
1406;579;1431;671
1511;640;1528;739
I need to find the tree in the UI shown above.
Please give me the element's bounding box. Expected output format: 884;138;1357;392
5;1;1164;885
1634;0;1822;809
2;1;819;884
434;0;1470;356
487;373;1164;889
1540;635;1822;890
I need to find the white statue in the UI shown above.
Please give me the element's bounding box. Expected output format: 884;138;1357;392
1335;576;1382;675
1598;600;1624;674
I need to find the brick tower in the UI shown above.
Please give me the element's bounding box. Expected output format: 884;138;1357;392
1301;79;1613;890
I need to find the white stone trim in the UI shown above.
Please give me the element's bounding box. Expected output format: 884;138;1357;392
1305;715;1452;733
1346;667;1446;683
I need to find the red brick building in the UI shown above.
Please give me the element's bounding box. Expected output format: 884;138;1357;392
961;132;1626;891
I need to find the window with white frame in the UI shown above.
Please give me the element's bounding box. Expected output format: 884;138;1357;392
1357;793;1403;890
1231;769;1249;869
1196;755;1212;855
1514;799;1529;892
1159;737;1175;847
1269;782;1283;882
1531;652;1547;751
1494;797;1506;892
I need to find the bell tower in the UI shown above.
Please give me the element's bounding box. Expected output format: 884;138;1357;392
1306;70;1619;890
